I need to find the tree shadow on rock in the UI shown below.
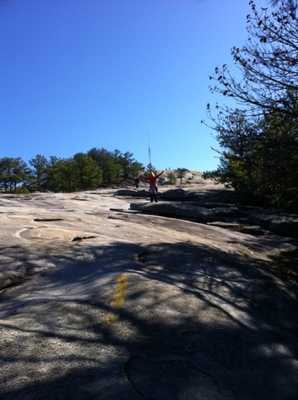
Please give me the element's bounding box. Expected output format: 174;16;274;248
0;240;297;399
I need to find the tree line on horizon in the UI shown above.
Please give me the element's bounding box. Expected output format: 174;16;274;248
0;148;143;193
0;148;195;193
207;0;298;210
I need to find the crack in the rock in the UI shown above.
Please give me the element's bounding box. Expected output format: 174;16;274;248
34;218;64;222
72;236;97;242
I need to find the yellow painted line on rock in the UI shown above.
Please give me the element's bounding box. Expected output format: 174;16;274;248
104;273;128;324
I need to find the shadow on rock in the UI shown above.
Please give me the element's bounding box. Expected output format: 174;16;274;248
0;240;297;399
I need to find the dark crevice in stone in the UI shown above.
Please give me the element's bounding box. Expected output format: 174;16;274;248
34;218;64;222
71;197;89;201
72;235;97;242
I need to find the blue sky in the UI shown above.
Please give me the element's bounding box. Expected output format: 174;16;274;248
0;0;266;170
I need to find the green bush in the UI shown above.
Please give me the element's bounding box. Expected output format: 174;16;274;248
14;187;31;194
167;172;177;185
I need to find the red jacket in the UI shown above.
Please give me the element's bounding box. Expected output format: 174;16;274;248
146;171;163;186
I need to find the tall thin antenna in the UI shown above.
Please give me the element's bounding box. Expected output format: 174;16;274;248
148;144;152;166
148;133;152;169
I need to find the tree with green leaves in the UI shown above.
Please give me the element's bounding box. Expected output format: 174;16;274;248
166;171;177;185
0;148;143;193
115;151;143;182
29;154;49;191
88;148;122;185
47;159;76;192
208;0;298;209
88;148;143;185
0;157;30;192
73;153;103;190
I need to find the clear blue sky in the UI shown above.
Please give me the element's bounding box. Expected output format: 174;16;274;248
0;0;266;170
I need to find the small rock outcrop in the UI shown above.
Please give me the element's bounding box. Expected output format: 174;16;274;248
160;189;187;201
130;202;241;223
130;201;298;238
249;213;298;238
114;189;149;197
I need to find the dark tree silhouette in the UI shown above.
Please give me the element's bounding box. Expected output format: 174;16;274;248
210;0;297;118
207;0;298;209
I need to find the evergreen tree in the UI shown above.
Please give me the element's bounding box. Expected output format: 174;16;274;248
208;0;298;209
88;148;122;185
0;157;30;192
29;154;49;191
0;148;143;193
72;153;103;190
47;159;76;192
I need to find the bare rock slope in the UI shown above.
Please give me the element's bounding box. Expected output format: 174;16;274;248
0;185;297;399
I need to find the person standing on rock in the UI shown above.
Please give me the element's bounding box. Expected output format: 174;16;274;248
146;170;164;202
134;176;140;190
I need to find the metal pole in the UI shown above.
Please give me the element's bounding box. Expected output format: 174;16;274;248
148;133;152;169
148;144;152;166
